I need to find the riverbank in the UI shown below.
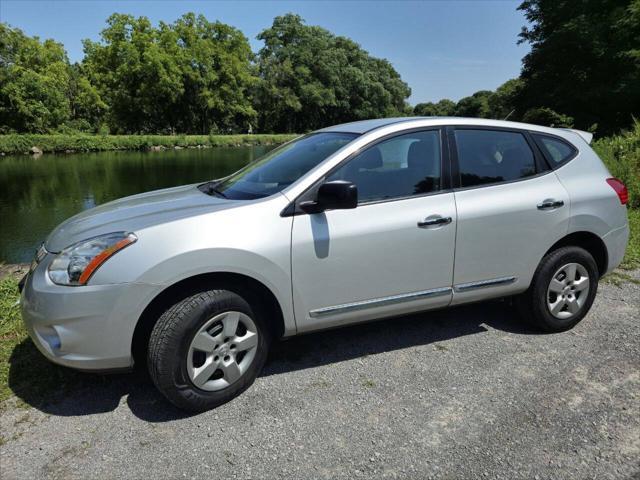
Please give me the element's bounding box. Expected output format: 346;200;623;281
0;134;298;155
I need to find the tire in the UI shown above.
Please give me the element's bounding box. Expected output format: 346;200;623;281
516;246;599;332
148;289;270;412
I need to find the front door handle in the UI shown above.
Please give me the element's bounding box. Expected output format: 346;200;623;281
417;216;452;228
537;199;565;210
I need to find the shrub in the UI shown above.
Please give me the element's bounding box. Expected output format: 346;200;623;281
0;134;298;154
593;120;640;209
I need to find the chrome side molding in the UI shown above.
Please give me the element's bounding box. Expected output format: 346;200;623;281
309;287;452;318
454;276;517;292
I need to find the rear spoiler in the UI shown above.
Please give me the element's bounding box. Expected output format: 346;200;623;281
560;128;593;145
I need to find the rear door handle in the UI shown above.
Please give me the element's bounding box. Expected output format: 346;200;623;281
417;216;452;228
537;199;564;210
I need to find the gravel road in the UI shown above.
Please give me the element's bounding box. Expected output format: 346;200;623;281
1;275;639;479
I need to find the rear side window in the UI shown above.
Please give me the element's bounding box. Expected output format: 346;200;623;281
534;134;576;166
454;129;536;188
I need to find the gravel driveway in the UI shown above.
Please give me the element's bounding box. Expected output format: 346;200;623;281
1;275;639;479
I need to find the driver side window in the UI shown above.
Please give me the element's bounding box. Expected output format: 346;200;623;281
327;130;441;203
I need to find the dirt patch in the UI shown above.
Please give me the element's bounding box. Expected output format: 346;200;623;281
0;264;29;281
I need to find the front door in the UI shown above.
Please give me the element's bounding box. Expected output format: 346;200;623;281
290;129;457;332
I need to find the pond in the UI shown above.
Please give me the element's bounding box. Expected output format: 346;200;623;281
0;146;274;263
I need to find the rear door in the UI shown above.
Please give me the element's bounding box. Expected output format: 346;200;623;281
449;127;570;303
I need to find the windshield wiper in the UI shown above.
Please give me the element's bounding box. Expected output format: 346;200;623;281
200;181;228;198
209;186;227;198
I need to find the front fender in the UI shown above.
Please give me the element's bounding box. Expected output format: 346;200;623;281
135;248;295;334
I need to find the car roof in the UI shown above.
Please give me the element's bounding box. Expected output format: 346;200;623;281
316;117;421;134
317;117;589;143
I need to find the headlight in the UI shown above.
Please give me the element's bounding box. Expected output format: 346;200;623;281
48;232;137;286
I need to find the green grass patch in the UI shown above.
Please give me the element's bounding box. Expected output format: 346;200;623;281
0;276;26;404
0;133;298;155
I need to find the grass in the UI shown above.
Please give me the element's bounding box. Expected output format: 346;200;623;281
0;133;299;155
0;275;27;404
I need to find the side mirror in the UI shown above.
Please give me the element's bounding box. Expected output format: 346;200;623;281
300;180;358;214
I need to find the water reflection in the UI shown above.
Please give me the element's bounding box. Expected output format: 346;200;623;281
0;146;272;263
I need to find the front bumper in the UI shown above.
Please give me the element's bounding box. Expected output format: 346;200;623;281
20;254;158;371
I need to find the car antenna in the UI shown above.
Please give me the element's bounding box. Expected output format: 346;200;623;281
503;110;515;121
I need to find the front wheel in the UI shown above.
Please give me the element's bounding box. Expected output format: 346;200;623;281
516;246;599;332
148;289;270;412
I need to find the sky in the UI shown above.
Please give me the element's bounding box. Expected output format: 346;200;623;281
0;0;530;105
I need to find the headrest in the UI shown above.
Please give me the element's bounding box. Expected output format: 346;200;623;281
407;137;436;169
358;147;383;169
499;147;522;164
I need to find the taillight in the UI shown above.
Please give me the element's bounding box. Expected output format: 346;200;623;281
606;178;628;205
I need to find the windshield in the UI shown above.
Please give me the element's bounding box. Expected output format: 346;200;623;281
208;132;358;200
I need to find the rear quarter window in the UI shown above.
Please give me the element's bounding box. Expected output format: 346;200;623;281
533;134;577;166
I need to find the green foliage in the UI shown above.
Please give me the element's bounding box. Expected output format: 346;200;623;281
0;275;23;403
521;107;574;128
0;133;296;154
593;120;640;209
488;78;523;120
517;0;640;135
82;13;257;134
454;90;493;118
412;79;523;120
413;99;456;117
0;24;74;133
592;120;640;268
254;14;411;133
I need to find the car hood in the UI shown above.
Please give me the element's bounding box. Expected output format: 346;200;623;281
45;184;239;252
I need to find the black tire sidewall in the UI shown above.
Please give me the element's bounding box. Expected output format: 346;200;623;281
528;246;599;332
149;290;270;412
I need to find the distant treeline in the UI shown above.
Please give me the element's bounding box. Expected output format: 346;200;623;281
1;1;638;136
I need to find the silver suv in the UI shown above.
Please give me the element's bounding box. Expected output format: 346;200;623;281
20;118;629;411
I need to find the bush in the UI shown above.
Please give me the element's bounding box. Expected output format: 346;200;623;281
593;120;640;209
0;134;298;154
522;107;574;128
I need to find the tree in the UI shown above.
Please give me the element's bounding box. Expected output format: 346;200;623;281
254;14;411;132
82;13;255;134
517;0;640;134
488;78;523;120
0;24;71;132
169;14;256;133
521;107;573;128
454;90;493;118
413;99;456;116
67;63;107;131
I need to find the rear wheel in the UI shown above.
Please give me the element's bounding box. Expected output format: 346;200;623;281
148;289;270;412
517;246;598;332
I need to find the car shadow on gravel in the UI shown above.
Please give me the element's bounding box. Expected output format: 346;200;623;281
7;300;537;422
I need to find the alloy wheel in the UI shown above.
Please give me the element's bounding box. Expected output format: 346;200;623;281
186;311;259;391
546;263;590;320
